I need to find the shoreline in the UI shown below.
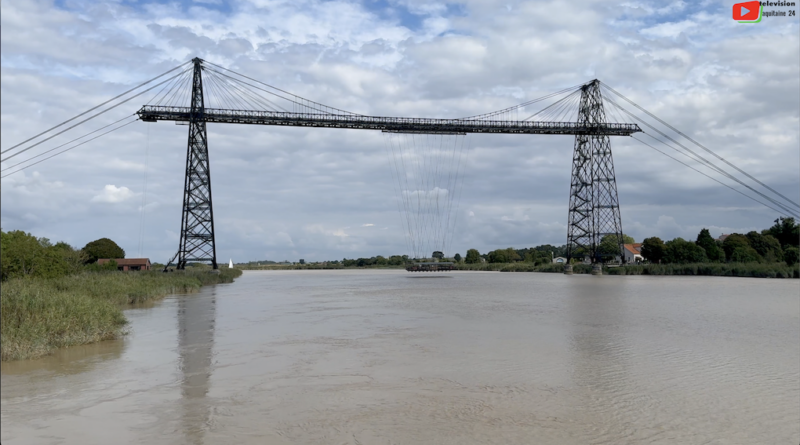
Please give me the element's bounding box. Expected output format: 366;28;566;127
237;262;799;278
0;268;243;362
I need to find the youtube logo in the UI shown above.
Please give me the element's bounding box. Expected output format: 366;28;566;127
733;1;762;21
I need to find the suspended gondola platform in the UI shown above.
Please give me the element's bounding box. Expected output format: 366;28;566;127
405;262;457;272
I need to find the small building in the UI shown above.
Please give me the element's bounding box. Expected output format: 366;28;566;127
553;256;567;264
716;234;730;243
623;244;643;264
98;258;151;271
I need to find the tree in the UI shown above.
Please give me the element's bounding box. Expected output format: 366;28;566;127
721;234;750;262
745;231;783;262
597;234;635;257
432;251;444;260
487;248;521;263
663;238;708;264
487;248;508;263
763;217;800;249
640;237;665;263
784;247;799;266
730;246;763;263
299;259;305;265
695;228;722;262
82;238;125;263
534;244;567;258
465;248;481;264
453;253;462;263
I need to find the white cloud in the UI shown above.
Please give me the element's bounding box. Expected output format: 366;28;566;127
91;185;135;203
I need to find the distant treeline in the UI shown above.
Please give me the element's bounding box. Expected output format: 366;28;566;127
458;217;799;267
638;217;798;266
459;262;799;278
242;218;799;272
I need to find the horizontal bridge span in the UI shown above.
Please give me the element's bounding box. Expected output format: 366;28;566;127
137;106;642;136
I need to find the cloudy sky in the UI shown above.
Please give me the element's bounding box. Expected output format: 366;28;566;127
1;0;798;263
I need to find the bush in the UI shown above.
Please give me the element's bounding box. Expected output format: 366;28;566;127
785;247;800;266
664;238;708;264
730;246;764;263
1;230;87;281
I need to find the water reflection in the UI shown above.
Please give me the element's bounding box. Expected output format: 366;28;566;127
177;289;216;445
567;279;631;438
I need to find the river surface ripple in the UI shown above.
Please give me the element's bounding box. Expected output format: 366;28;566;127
2;270;798;444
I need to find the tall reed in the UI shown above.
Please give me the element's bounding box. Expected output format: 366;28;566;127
1;268;243;361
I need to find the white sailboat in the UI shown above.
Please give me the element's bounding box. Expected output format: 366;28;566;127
228;259;233;268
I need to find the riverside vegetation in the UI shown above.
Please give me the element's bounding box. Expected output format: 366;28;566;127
457;261;799;278
239;218;799;279
1;230;242;361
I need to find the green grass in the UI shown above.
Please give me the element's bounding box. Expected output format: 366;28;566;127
1;268;242;361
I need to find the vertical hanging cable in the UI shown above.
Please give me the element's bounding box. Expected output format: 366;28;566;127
138;124;150;258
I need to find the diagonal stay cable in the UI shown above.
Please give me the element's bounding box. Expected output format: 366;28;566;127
158;69;192;107
213;71;289;112
632;135;797;218
147;67;187;106
205;67;307;112
524;88;583;121
207;67;344;115
203;61;360;115
209;69;281;111
601;82;799;209
2;61;191;155
2;118;139;178
204;70;240;110
1;115;136;172
1;70;188;163
604;95;799;217
459;83;584;120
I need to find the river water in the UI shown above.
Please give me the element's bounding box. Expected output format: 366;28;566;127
1;270;798;444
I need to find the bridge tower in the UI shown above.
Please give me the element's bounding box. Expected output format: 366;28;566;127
566;80;624;264
173;57;218;270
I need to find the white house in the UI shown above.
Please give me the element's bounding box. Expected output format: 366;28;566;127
623;243;644;264
553;256;567;264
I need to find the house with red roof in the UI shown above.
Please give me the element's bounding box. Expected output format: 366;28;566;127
623;243;643;264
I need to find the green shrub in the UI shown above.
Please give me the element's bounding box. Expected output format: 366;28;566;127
785;247;799;266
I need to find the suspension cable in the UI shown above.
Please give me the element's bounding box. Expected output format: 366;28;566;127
2;118;139;178
2;61;191;155
604;95;798;217
1;69;189;163
600;82;799;210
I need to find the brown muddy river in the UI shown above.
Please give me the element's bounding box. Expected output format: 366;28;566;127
1;270;798;444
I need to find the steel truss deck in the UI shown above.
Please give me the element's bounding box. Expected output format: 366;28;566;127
138;106;641;136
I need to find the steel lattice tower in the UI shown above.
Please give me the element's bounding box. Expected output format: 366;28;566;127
566;80;624;263
174;58;217;269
